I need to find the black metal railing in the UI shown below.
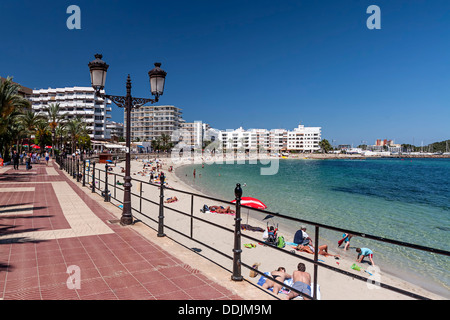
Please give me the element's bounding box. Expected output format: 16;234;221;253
55;155;450;300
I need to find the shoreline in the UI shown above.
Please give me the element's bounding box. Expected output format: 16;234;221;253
173;161;449;299
108;156;447;300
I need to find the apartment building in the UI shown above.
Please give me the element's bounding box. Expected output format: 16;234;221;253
125;105;183;142
28;87;111;140
216;124;321;152
219;127;257;151
106;121;124;140
179;121;211;149
287;124;322;152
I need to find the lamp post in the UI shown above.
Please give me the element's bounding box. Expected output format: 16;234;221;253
231;183;243;281
88;54;167;226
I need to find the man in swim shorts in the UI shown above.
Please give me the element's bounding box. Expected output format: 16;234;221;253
287;263;312;300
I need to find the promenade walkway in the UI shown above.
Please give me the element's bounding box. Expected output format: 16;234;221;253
0;159;245;300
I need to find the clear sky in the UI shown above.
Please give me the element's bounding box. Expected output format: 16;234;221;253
1;0;449;146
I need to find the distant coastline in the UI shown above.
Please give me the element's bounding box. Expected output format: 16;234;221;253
285;153;450;160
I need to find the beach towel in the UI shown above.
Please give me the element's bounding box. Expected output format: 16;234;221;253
257;272;294;294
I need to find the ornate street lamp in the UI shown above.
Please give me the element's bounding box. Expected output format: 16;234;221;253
88;54;167;225
231;183;243;281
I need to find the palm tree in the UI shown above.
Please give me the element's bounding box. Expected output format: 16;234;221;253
66;117;86;153
55;123;68;152
0;77;31;159
45;103;67;155
0;77;31;120
35;121;51;152
159;133;173;152
16;109;47;142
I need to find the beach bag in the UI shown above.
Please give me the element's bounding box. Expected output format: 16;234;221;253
277;236;286;248
249;263;261;278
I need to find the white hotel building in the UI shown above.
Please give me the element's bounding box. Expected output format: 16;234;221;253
217;124;321;152
28;87;112;140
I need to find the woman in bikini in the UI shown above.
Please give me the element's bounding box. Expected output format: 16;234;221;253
262;267;291;295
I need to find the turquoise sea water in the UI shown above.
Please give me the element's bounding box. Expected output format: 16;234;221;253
176;158;450;297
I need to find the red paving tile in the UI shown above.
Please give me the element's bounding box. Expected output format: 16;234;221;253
0;161;243;300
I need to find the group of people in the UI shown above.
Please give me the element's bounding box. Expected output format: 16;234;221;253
262;263;313;300
11;150;50;170
259;226;376;300
293;226;375;266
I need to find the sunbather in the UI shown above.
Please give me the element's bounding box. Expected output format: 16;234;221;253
296;244;340;258
209;205;235;214
164;196;178;203
262;267;291;295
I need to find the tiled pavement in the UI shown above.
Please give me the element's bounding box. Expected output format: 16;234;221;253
0;160;243;300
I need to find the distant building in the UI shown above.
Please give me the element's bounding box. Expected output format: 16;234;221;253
216;123;321;152
0;77;33;97
179;121;210;149
287;124;322;152
125;105;183;142
106;121;124;140
372;139;401;152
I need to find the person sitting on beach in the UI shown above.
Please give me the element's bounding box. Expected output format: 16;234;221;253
293;226;312;246
266;226;278;245
286;263;312;300
296;244;340;258
356;247;375;266
164;196;178;203
262;267;291;296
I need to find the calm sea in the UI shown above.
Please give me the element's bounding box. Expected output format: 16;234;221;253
176;157;450;297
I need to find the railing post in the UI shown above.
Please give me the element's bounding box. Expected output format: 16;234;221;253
157;173;166;237
139;181;143;213
76;159;80;182
313;225;319;300
190;194;194;238
91;161;96;193
82;160;86;187
104;164;110;202
114;174;117;200
73;158;77;179
231;183;243;281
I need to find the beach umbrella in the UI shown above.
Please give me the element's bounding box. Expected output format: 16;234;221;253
46;146;52;149
32;145;40;149
232;197;268;225
231;197;267;209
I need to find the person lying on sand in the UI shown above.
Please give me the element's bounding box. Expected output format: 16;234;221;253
262;267;291;295
164;196;178;203
209;205;235;214
296;244;340;258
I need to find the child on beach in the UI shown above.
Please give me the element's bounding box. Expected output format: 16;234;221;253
338;233;353;250
356;247;375;266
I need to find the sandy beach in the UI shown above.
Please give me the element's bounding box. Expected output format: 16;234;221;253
94;155;447;300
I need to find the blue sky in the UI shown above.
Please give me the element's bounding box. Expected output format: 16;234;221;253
1;0;449;146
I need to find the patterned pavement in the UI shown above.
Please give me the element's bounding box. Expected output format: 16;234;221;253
0;160;243;300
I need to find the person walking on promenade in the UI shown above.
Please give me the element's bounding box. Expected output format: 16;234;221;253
45;151;50;166
12;150;20;170
25;153;32;170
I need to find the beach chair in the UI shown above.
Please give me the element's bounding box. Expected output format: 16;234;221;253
265;222;278;246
